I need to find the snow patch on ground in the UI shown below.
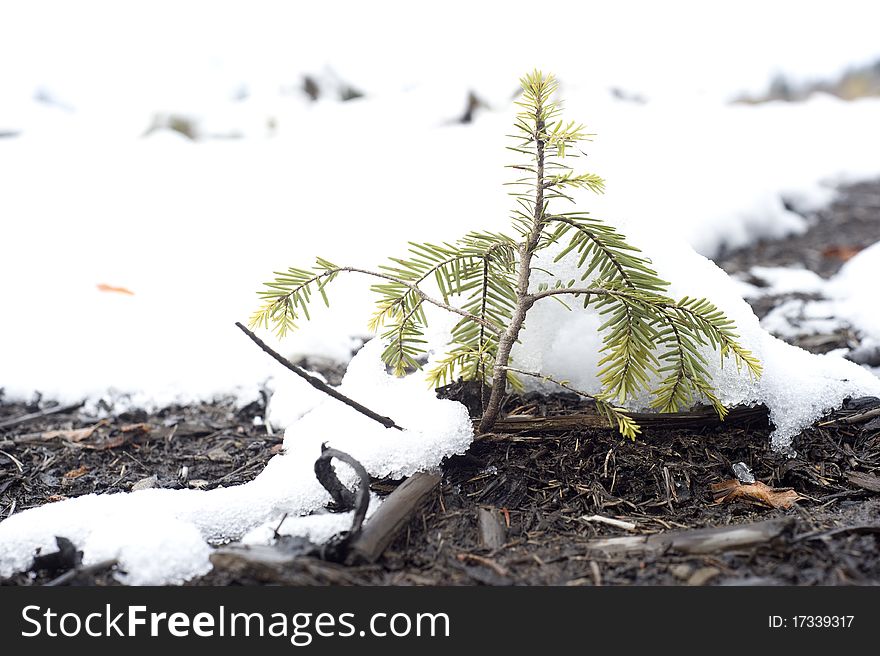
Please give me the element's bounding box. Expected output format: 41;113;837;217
0;342;473;584
513;230;880;453
746;243;880;353
745;266;828;297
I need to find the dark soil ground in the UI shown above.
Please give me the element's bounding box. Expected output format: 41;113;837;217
2;179;879;587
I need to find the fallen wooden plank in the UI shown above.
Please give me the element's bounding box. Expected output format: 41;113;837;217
585;517;794;555
478;403;769;436
345;471;441;564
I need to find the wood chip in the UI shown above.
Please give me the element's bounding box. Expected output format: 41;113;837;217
345;472;441;564
206;446;234;462
478;506;507;549
580;514;637;531
846;471;880;493
821;244;863;262
687;566;720;586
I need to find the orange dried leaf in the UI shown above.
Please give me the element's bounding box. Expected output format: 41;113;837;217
711;479;801;510
97;283;135;296
120;423;151;434
821;244;863;262
62;465;89;481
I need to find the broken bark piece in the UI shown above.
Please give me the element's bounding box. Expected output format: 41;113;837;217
478;506;507;549
345;471;440;564
846;471;880;493
711;479;801;509
585;517;794;555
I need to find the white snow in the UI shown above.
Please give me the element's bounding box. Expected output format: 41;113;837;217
513;232;880;453
0;341;473;584
745;244;880;352
827;242;880;341
745;266;828;297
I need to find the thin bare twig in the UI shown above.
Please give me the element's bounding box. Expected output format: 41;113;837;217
235;322;404;431
502;365;602;403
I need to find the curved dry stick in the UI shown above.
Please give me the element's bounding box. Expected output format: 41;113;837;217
314;446;371;540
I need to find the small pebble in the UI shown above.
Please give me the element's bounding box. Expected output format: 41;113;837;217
131;475;158;491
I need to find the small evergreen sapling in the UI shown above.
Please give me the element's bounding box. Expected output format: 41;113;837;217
250;71;762;438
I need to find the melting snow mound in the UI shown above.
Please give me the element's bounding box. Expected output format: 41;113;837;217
0;340;473;584
513;224;880;454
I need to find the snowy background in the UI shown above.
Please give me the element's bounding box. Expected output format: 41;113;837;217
2;0;880;583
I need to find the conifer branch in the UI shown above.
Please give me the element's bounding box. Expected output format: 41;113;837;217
253;70;763;440
253;265;503;337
